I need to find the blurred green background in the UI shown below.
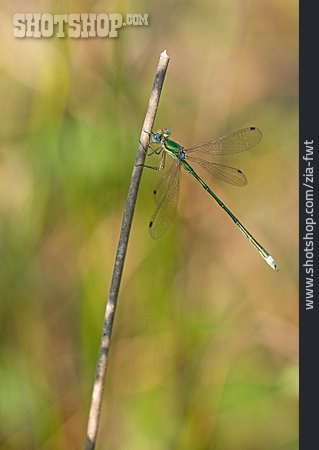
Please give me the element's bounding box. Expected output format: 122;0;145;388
0;1;297;449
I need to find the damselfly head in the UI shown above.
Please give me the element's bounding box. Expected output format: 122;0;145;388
151;128;171;144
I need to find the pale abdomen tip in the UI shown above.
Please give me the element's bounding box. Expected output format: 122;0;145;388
266;255;279;271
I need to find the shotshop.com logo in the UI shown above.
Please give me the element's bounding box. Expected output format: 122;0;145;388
13;13;149;38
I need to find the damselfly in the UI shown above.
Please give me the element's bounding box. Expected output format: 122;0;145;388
142;127;278;271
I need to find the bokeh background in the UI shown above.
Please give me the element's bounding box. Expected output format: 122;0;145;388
0;1;298;449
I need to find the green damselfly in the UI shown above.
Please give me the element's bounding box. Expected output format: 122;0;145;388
142;126;278;271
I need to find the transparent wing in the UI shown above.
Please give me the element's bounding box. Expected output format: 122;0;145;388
187;127;262;155
149;160;181;239
188;156;247;186
152;154;174;205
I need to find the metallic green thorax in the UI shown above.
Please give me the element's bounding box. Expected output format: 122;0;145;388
164;138;182;156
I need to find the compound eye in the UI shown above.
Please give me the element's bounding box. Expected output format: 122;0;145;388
163;128;171;137
151;133;160;143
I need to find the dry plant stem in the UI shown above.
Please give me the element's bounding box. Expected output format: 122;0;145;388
85;50;170;450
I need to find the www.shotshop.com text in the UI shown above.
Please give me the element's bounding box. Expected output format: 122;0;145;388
303;139;315;310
